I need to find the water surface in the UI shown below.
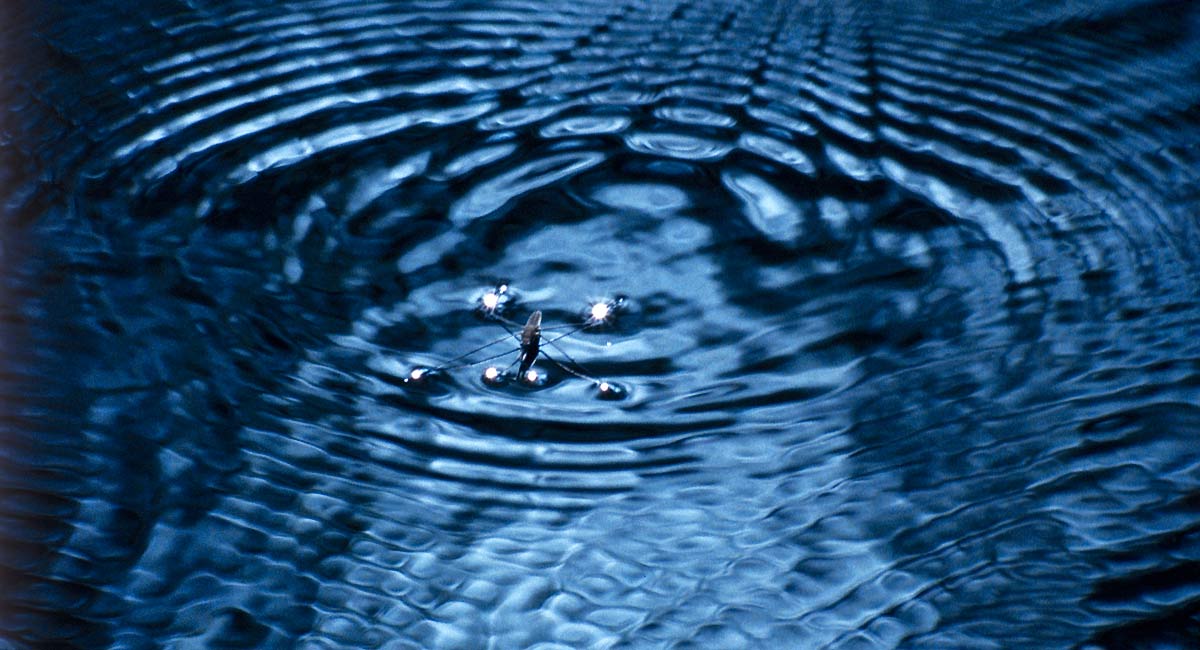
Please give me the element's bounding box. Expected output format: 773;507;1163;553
3;0;1200;648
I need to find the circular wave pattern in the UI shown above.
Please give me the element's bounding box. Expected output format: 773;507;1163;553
4;0;1200;648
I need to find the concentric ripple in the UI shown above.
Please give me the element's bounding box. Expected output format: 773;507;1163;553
3;0;1200;648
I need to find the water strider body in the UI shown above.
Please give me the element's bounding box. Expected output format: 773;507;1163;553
517;311;542;378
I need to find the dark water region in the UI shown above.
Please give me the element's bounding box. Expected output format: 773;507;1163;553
3;0;1200;647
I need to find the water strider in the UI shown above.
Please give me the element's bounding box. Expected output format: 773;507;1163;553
406;284;627;399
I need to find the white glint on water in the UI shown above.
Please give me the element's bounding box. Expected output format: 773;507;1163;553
589;301;610;323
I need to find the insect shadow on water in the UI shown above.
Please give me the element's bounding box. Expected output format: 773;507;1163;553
404;283;628;400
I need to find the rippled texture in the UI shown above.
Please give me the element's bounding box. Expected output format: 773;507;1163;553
4;0;1200;647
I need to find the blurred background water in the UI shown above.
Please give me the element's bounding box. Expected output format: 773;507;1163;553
2;0;1200;648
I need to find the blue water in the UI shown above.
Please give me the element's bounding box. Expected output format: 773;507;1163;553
3;0;1200;648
